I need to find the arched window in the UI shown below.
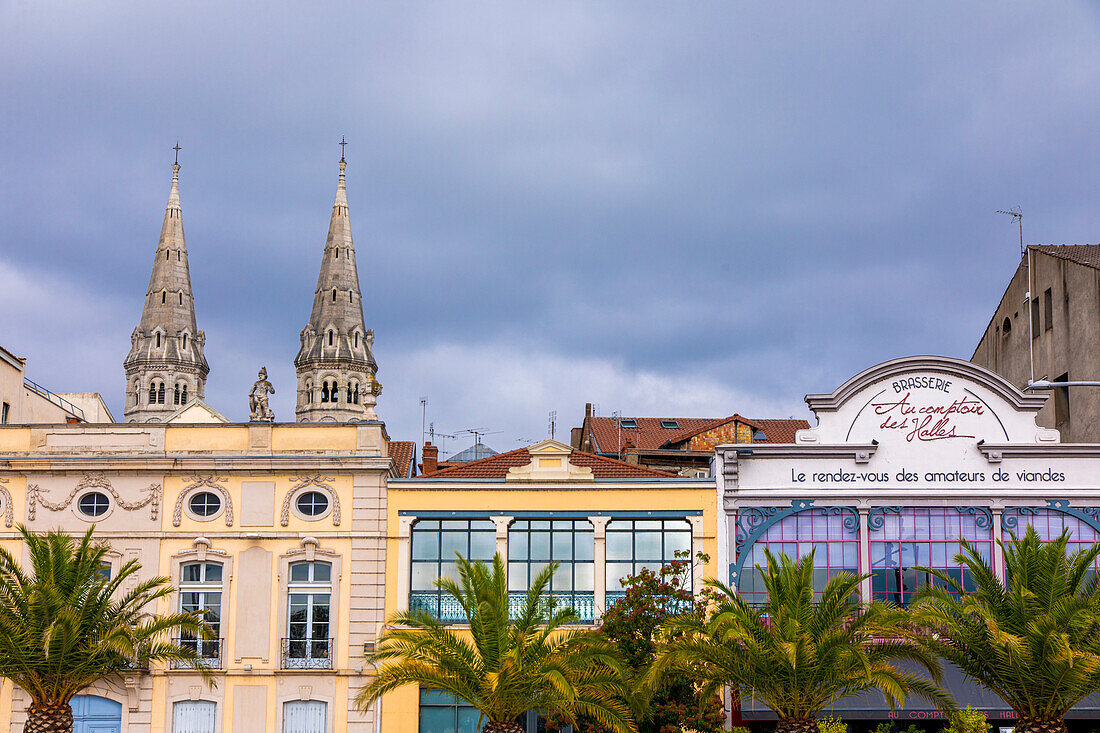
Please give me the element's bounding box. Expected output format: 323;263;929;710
335;248;339;259
177;251;181;261
1002;317;1012;337
181;384;188;404
174;383;182;405
349;291;352;303
331;289;337;303
133;381;140;405
332;384;340;403
166;250;170;260
305;381;313;404
346;383;353;403
157;382;165;404
354;332;359;348
321;381;330;403
148;383;156;404
162;291;167;304
182;334;188;349
155;332;161;348
179;292;183;304
328;331;334;347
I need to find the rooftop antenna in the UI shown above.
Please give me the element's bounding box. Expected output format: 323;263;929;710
428;423;456;455
548;410;557;440
997;207;1023;258
612;410;622;458
419;397;428;447
458;428;504;460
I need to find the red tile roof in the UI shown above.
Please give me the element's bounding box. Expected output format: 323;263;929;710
423;445;676;479
586;417;721;453
388;441;416;477
751;418;811;444
586;415;809;452
1033;244;1100;270
660;414;761;446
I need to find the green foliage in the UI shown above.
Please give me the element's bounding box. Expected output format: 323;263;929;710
912;526;1100;726
593;551;724;733
0;525;213;706
873;722;924;733
942;706;988;733
650;549;952;727
817;715;847;733
726;727;752;733
356;553;636;733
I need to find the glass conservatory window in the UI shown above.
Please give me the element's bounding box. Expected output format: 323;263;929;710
736;510;858;606
869;507;993;606
508;519;594;622
410;519;496;622
605;519;692;607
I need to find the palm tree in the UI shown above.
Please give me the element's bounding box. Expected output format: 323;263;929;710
650;549;950;733
355;553;635;733
912;525;1100;733
0;526;212;733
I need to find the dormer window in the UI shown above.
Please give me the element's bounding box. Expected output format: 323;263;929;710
660;420;679;429
619;419;637;429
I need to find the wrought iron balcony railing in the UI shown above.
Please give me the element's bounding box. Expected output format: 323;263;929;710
171;637;224;670
409;591;594;624
280;637;333;670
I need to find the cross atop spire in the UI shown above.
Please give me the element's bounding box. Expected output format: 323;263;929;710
339;136;347;163
173;141;182;165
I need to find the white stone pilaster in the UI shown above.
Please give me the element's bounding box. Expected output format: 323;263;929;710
590;516;611;619
491;516;513;578
687;515;706;596
858;508;872;600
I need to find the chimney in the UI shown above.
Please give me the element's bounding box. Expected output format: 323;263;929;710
585;402;592;417
422;442;438;474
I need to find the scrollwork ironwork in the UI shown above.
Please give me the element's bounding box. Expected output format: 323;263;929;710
867;506;902;531
955;506;994;530
730;499;858;585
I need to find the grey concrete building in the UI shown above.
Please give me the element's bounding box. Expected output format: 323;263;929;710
972;245;1100;442
122;162;209;422
294;155;380;422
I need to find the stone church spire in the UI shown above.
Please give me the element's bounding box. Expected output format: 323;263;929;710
294;150;379;422
123;158;209;422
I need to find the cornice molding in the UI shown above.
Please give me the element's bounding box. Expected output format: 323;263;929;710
0;455;391;473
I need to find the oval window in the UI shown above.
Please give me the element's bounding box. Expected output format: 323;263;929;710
296;491;329;517
188;491;222;517
78;492;110;517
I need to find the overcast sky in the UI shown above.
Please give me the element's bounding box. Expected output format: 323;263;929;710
2;2;1099;456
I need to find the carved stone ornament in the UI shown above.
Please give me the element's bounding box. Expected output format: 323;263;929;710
249;366;276;422
26;472;161;521
280;475;340;526
172;475;233;527
0;478;12;528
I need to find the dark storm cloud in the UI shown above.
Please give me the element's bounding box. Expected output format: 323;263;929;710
2;2;1099;452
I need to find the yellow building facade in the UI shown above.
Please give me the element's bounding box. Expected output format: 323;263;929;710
0;419;393;733
381;440;718;733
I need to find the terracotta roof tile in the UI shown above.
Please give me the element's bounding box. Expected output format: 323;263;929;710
423;445;675;479
1033;244;1100;270
750;418;811;444
586;415;808;452
586;417;720;453
388;441;416;477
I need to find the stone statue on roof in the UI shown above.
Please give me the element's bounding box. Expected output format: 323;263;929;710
249;366;276;422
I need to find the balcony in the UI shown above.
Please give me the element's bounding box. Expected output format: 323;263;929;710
281;637;333;670
409;591;594;624
171;637;224;670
